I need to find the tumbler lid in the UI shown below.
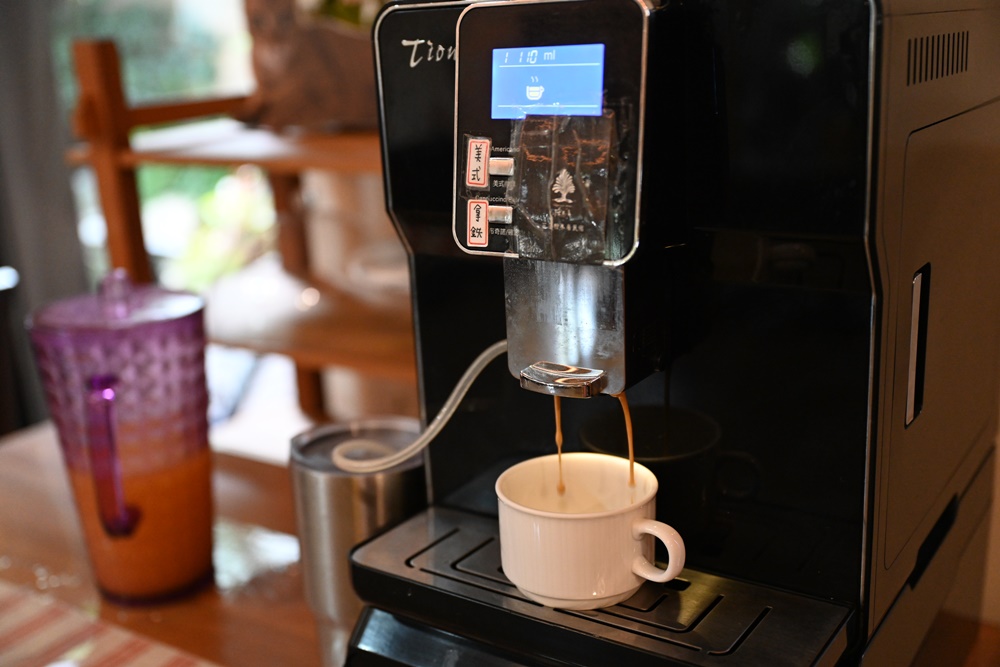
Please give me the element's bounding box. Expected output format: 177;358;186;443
291;417;423;476
28;269;202;333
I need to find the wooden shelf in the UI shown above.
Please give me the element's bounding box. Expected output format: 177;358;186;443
204;254;415;383
69;120;410;383
67;117;383;175
65;39;408;420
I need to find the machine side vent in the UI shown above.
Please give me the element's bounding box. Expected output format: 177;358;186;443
907;31;970;86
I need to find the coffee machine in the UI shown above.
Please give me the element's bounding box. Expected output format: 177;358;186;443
347;0;1000;663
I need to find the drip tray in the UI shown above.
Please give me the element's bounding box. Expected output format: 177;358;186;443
351;507;853;666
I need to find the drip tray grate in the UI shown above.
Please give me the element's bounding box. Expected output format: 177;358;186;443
352;507;853;665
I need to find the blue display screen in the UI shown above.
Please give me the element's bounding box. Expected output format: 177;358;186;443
491;44;605;120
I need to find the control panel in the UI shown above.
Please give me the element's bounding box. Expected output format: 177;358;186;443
375;0;472;255
453;0;650;265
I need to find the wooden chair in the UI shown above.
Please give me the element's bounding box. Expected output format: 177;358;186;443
67;39;416;423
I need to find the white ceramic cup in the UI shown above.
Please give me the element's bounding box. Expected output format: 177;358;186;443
496;452;685;610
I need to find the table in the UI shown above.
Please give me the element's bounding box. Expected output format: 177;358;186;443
3;422;1000;666
0;422;323;667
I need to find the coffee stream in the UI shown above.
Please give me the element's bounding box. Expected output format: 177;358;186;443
617;393;636;487
554;396;566;495
553;393;636;496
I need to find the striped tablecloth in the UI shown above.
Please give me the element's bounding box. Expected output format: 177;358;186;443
0;580;219;667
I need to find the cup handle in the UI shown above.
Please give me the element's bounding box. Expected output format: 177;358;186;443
85;374;140;537
631;519;685;583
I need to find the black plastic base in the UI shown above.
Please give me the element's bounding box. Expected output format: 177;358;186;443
347;507;853;666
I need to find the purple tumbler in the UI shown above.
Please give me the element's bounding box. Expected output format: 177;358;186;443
27;270;213;603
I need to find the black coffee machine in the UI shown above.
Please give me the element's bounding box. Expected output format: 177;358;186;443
347;0;1000;664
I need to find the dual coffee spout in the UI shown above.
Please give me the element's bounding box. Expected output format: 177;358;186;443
520;360;608;399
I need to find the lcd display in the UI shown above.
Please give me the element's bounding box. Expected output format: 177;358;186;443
491;43;605;120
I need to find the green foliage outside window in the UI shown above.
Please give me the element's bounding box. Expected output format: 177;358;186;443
50;0;274;293
51;0;225;201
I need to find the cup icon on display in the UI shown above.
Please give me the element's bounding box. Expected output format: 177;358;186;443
525;85;545;101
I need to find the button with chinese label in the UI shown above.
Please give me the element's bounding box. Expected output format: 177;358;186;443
467;199;489;247
488;157;514;177
487;205;513;225
465;137;491;189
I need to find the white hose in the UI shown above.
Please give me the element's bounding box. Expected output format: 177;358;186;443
331;339;509;473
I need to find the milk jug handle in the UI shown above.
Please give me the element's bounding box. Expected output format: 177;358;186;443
85;374;139;536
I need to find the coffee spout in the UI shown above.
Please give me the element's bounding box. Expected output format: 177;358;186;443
520;361;607;398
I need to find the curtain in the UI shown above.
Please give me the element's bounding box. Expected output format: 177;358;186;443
0;0;88;429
